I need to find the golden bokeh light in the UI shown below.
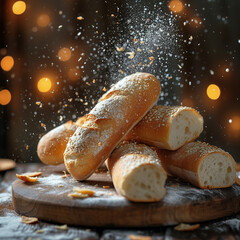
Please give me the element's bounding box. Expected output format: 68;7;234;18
12;1;26;15
68;67;81;81
0;89;12;105
169;0;183;13
37;14;50;27
37;78;52;93
229;116;240;131
58;48;72;62
1;56;14;71
206;84;221;100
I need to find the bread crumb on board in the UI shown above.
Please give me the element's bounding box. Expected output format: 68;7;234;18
55;224;68;230
35;229;45;233
16;172;42;183
21;216;38;224
174;223;200;231
68;188;95;199
128;235;151;240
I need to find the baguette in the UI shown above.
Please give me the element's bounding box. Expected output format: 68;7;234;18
37;116;86;165
157;141;236;189
107;141;167;202
37;105;202;165
64;72;161;180
126;105;203;150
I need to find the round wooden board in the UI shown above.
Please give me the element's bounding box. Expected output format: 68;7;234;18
12;164;240;227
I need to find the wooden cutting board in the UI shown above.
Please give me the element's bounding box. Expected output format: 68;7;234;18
12;164;240;227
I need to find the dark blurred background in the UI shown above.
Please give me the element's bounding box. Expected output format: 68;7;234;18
0;0;239;163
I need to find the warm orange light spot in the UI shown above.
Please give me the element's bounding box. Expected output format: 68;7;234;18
58;48;71;62
169;0;183;13
1;56;14;71
68;68;80;81
37;78;52;93
12;1;26;15
37;14;50;27
207;84;221;100
0;89;12;105
230;116;240;131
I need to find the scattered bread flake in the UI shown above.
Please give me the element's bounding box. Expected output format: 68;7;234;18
93;79;96;83
73;187;95;196
137;48;142;52
21;216;38;224
116;47;124;52
149;56;154;61
174;223;200;231
35;229;45;233
68;188;95;198
102;87;107;92
111;14;115;17
16;172;41;182
35;101;42;107
68;192;90;199
140;41;144;44
55;224;68;230
119;69;124;74
126;51;135;59
26;145;29;150
77;16;84;20
103;186;110;189
98;142;102;146
128;235;151;240
189;36;193;41
41;123;46;128
58;185;64;187
16;175;38;183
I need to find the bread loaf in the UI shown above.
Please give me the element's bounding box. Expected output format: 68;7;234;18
157;141;236;189
37;116;86;165
126;105;203;150
64;72;161;180
107;141;167;202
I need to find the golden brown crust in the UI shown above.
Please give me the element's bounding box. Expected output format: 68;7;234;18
64;73;161;180
126;105;203;150
157;141;236;189
37;117;86;165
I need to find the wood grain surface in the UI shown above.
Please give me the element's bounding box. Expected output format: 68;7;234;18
12;164;240;227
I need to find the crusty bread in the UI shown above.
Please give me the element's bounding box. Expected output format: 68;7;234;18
157;141;236;189
126;105;203;150
107;141;167;202
64;73;161;180
37;116;86;165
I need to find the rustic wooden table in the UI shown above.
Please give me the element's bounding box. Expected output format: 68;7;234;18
0;163;240;240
